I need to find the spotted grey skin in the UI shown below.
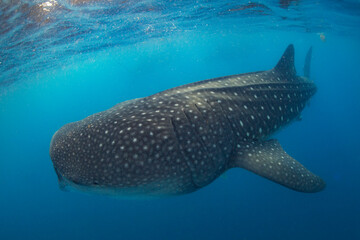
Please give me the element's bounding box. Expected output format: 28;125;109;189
50;44;325;196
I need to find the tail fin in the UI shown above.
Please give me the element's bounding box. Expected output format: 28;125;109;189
303;47;312;78
274;44;296;78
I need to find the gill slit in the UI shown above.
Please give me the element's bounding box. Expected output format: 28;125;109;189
169;117;199;189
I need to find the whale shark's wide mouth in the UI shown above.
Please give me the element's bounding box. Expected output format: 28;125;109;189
54;167;95;192
54;167;71;191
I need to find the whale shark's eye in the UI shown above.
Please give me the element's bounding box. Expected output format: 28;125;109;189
93;181;99;185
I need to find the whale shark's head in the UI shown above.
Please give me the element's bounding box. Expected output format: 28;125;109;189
50;120;130;194
50;121;95;191
49;106;188;196
49;115;137;193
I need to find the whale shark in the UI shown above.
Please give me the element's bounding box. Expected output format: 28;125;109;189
49;44;325;196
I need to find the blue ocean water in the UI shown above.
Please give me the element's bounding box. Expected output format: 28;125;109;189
1;0;360;239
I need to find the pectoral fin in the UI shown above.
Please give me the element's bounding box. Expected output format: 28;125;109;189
234;139;325;193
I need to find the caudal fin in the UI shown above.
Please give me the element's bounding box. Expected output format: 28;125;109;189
304;46;312;78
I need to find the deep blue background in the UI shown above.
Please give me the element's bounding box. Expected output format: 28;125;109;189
1;29;359;239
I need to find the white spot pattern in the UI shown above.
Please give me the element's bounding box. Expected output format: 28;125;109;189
49;45;319;196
